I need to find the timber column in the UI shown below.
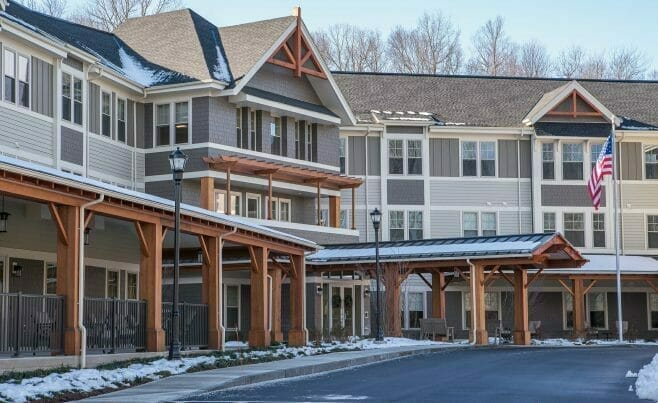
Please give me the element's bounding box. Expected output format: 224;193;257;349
136;221;165;352
270;266;284;342
471;264;487;345
200;235;222;350
288;254;307;346
53;204;81;355
573;279;586;338
431;271;446;319
513;269;530;345
383;265;403;337
249;246;271;347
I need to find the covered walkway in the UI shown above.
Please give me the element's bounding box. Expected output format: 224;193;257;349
306;233;585;345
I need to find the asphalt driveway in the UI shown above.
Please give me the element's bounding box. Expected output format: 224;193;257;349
187;345;658;402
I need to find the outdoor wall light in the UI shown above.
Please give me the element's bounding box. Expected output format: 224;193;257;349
364;288;371;298
11;261;22;277
84;228;91;246
0;195;9;233
316;285;323;295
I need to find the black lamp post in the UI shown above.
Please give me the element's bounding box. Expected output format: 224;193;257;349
168;147;187;360
370;208;384;342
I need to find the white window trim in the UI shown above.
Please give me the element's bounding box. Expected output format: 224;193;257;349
462;290;502;330
387;139;405;176
278;198;291;222
647;213;658;250
125;271;139;300
214;189;242;215
562;291;573;330
245;193;261;219
561;141;585;182
586;291;608;330
543;211;556;233
541;141;556;181
401;289;426;330
60;68;84;127
643;143;658;181
105;268;120;299
224;283;241;331
406;139;423;176
116;97;127;144
152;99;192;148
461;211;498;237
647;292;658;331
589;141;604;179
100;90;112;138
3;47;31;109
460;140;497;178
306;122;313;162
339;137;348;174
592;212;606;248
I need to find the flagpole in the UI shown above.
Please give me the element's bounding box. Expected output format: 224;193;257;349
611;115;623;343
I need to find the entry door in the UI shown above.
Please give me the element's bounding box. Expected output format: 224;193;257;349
330;286;355;336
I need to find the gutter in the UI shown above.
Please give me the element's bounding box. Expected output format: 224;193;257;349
78;193;105;368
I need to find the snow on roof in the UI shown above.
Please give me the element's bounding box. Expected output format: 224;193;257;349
0;155;316;249
543;254;658;274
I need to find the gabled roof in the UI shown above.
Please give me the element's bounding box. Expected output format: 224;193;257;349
114;9;232;83
3;1;194;87
333;72;658;129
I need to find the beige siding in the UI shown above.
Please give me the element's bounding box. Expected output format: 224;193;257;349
429;180;531;207
622;184;658;209
430;210;461;238
623;213;645;250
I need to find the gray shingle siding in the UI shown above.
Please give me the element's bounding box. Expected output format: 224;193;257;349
520;140;531;178
387;125;424;134
30;57;53;117
60;126;83;165
192;96;209;143
541;184;606;207
209;96;237;146
498;140;519;178
248;63;322;105
621;142;642;180
317;125;339;167
387;179;424;205
367;137;381;175
127;99;135;147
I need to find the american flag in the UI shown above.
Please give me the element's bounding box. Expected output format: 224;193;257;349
587;132;614;210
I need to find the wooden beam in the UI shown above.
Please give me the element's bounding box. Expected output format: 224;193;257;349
499;271;514;286
198;234;211;266
225;167;231;215
268;173;273;220
316;180;321;225
583;279;598;295
525;267;544;289
134;221;150;257
513;270;530;345
417;273;432;288
646;279;658;294
288;253;298;279
84;211;94;229
49;203;69;246
441;275;454;291
248;245;261;274
282;42;296;64
294;13;302;77
558;279;575;296
482;265;500;286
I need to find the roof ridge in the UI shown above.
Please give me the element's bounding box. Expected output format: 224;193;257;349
119;7;191;25
218;14;294;30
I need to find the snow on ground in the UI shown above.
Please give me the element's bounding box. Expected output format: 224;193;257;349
531;338;658;347
0;337;445;402
635;353;658;400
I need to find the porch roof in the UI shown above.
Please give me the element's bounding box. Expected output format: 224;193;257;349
0;154;317;250
537;254;658;275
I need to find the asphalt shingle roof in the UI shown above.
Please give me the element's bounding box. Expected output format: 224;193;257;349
534;122;612;137
333;72;658;129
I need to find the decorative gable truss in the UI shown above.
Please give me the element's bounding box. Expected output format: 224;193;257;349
267;9;327;79
547;91;603;119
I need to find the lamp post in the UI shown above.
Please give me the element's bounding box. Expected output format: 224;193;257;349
168;147;187;360
370;208;384;342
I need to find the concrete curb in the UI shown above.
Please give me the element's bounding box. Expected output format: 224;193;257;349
82;345;468;402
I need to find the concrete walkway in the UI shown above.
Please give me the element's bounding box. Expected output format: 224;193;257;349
82;344;461;402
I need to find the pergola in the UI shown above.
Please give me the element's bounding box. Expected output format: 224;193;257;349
306;233;586;345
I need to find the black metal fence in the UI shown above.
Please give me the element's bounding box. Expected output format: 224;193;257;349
0;292;64;356
163;302;208;350
83;297;146;353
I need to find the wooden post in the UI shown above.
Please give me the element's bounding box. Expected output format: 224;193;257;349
267;173;273;220
136;221;165;352
249;246;270;347
471;264;487;345
225;168;231;215
513;269;530;345
270;266;283;342
200;235;222;350
316;181;321;225
573;278;586;338
200;177;215;211
432;272;446;319
288;254;307;346
54;204;81;355
383;265;402;337
351;187;356;230
328;196;340;228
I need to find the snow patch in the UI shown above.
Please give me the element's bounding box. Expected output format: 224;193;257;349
636;353;658;400
118;47;172;87
313;394;369;400
626;370;638;378
212;45;231;82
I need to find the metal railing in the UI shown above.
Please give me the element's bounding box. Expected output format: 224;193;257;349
163;302;208;350
84;297;146;353
0;292;64;356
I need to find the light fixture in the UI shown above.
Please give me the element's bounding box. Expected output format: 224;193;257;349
316;285;323;295
0;195;9;233
168;147;188;174
11;261;22;277
364;288;370;298
84;228;91;246
369;208;382;231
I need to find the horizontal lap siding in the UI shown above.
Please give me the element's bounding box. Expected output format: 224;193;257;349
135;152;145;191
0;104;54;160
430;210;461;238
622;213;645;250
429;180;530;207
498;210;532;235
622;184;658;209
88;137;133;181
341;178;381;206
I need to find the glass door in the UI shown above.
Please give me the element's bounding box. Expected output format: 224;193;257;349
331;286;342;332
344;287;354;336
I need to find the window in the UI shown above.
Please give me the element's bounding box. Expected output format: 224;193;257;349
246;194;261;219
463;212;478;237
593;213;605;248
649;294;658;329
407;140;422;175
543;212;556;233
389;210;404;241
117;99;126;143
61;73;82;125
294;121;301;159
564;293;573;329
590;143;603;173
224;285;240;330
464;291;499;329
402;292;424;329
587;292;606;329
249;110;257;150
481;212;497;236
564;213;585;247
480;141;495;177
320;208;329;226
388;140;404;174
236;108;243;147
562;143;584;180
646;147;658;180
408;211;423;240
270;197;278;221
279;199;291;222
648;215;658;249
339;138;346;174
306;123;313;162
127;273;138;299
156;104;170;146
214;190;240;215
101;92;111;137
107;270;119;298
17;55;29;107
45;263;57;295
271;117;281;155
4;49;15;102
542;143;555;180
340;209;348;229
462;141;477;176
174;102;189;144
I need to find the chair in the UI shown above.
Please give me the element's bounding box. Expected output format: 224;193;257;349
420;318;454;341
487;319;505;345
530;321;542;340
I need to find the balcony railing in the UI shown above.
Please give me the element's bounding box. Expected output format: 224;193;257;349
0;292;64;356
163;302;208;350
84;297;147;353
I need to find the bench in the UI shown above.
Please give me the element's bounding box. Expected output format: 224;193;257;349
420;318;454;341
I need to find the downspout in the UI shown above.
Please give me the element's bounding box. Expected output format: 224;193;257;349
617;132;625;254
217;226;237;351
363;128;370;242
78;193;105;368
517;129;523;233
467;259;477;345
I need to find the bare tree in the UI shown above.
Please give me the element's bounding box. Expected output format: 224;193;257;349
314;25;386;72
581;52;607;79
555;46;585;78
518;40;552;77
386;11;462;74
649;69;658;80
607;47;649;80
70;0;182;31
17;0;67;17
467;16;519;76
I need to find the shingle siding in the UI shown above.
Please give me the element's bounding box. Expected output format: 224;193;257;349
209;96;237;146
387;179;424;205
248;63;321;105
60;126;83;165
348;136;366;175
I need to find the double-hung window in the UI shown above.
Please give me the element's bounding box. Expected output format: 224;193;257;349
480;141;496;176
464;291;499;329
388;140;404;175
61;73;82;125
156;104;170;146
402;292;424;329
236;108;243;148
3;51;29;107
17;55;29;107
339;138;346;174
645;147;658;180
224;285;240;330
107;270;119;298
306;122;313;162
389;210;405;241
246;194;261;219
271;117;281;155
3;49;15;103
294;121;301;159
543;212;556;233
564;212;585;247
588;292;606;329
407;140;422;175
462;141;477;176
127;273;138;299
279;199;291;222
562;143;584;180
648;215;658;249
649;294;658;329
101;92;111;137
214;190;241;215
592;213;605;248
590;143;603;173
248;110;256;150
45;263;57;295
542;143;555;179
155;102;190;146
174;102;189;144
481;212;497;236
408;211;423;240
117;98;126;143
463;212;478;237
